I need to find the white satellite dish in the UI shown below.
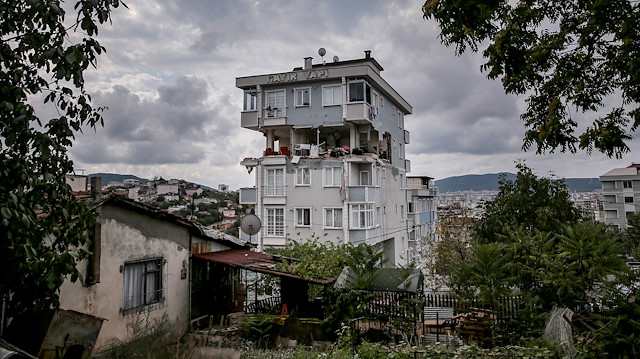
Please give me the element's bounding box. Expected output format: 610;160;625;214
241;214;261;237
333;55;339;62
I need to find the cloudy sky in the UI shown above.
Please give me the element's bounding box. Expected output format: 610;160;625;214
66;0;638;189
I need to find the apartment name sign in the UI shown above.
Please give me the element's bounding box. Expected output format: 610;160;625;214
267;69;329;84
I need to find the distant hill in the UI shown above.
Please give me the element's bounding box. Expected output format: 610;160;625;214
88;173;148;186
435;173;601;193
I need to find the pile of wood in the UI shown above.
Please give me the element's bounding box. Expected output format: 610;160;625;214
452;308;494;346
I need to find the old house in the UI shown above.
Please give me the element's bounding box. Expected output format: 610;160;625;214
52;179;248;356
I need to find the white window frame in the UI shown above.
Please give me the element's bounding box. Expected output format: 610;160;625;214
324;166;342;187
296;167;310;186
265;168;285;196
398;110;403;128
322;85;341;106
324;208;343;229
623;180;633;189
351;204;374;229
348;79;371;104
265;208;285;236
359;171;369;186
295;207;311;227
265;89;286;118
295;87;311;107
123;258;163;312
243;89;257;111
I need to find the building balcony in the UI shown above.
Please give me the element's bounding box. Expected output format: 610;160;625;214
347;186;376;202
345;102;373;124
239;187;257;204
241;111;258;129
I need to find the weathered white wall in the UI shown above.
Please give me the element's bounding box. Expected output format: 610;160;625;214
58;205;190;353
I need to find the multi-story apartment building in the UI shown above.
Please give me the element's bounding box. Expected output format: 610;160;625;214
600;163;640;229
237;51;412;266
406;176;438;261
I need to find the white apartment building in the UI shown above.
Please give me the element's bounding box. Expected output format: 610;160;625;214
600;163;640;229
237;51;413;266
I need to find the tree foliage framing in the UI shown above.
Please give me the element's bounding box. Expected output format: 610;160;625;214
423;0;640;158
1;0;123;318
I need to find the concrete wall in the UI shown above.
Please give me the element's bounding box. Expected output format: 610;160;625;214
58;204;191;353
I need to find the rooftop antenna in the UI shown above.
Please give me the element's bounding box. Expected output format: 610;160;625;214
318;47;326;64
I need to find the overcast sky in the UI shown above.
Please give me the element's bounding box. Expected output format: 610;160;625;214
66;0;638;189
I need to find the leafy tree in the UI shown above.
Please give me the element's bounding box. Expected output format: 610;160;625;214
423;0;640;158
1;0;122;319
624;212;640;258
474;162;581;243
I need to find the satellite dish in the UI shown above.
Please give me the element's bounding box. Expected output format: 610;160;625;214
318;47;326;57
333;55;339;62
241;214;261;236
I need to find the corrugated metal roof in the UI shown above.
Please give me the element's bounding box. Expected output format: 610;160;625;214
194;249;335;285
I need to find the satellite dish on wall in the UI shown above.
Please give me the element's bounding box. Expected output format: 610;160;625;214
241;214;261;236
333;55;339;62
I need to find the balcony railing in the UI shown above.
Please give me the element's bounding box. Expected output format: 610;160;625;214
264;185;285;196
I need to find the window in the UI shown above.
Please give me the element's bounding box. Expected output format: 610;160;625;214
323;85;341;106
325;208;343;228
348;80;371;104
624;181;633;189
408;201;414;214
351;204;373;229
266;208;285;236
265;90;285;117
266;168;284;196
296;208;311;227
243;90;256;111
325;167;342;187
123;258;163;312
625;197;634;203
295;87;310;107
398;111;403;128
296;168;310;186
400;205;405;221
359;171;369;186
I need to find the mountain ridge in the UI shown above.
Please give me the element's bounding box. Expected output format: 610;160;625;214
435;173;601;193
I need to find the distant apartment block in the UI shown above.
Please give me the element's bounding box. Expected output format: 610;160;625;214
237;51;413;266
600;163;640;229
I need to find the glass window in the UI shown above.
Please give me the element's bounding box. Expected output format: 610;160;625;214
325;167;342;187
296;208;311;227
296;168;310;186
295;88;310;107
624;181;633;189
359;171;369;186
323;85;341;106
266;208;285;236
243;90;256;111
325;208;343;228
625;196;634;203
348;81;371;103
266;168;284;196
123;258;163;312
265;90;285;117
351;204;373;229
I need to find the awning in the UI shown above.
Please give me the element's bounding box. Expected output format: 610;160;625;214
193;249;335;285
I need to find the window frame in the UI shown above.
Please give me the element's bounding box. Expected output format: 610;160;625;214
294;87;311;107
295;207;312;228
265;89;286;118
265;167;285;196
625;196;634;204
122;258;163;312
265;207;285;237
359;171;369;186
324;166;342;187
243;89;257;111
322;84;342;106
348;79;371;104
351;203;374;229
295;167;310;187
324;208;343;229
623;180;633;189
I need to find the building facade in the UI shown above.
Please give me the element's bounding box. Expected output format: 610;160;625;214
600;163;640;229
406;176;438;262
237;51;413;266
